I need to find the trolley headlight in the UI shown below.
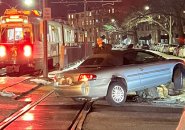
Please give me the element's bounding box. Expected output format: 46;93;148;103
23;45;32;57
0;45;6;57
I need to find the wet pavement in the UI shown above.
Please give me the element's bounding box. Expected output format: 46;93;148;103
0;77;185;128
0;77;43;125
0;96;29;123
83;100;183;130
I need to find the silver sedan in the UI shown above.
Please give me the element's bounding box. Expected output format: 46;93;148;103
55;49;185;106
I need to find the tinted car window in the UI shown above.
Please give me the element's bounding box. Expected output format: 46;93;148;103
80;53;123;67
135;51;163;64
80;58;104;66
123;52;137;65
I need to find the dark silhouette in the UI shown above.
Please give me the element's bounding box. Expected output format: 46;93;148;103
127;44;134;49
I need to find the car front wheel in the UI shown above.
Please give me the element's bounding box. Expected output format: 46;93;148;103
106;82;127;106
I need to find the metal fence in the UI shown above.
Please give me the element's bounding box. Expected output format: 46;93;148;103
64;43;93;67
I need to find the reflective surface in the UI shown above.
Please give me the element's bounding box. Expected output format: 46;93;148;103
5;87;84;130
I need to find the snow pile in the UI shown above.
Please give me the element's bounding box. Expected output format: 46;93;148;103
29;78;52;85
48;60;84;78
150;84;185;106
26;60;83;86
137;85;169;99
0;91;16;97
152;90;185;107
137;84;185;107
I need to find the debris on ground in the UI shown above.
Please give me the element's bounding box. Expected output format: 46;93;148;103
0;91;16;97
29;78;52;85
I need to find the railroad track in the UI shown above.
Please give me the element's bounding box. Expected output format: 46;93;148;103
70;101;94;130
0;90;55;130
0;65;58;77
0;68;42;77
0;64;94;130
0;87;94;130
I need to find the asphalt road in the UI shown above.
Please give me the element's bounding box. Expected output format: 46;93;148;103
83;99;183;130
3;85;85;130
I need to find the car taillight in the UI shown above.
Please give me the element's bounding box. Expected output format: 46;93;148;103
78;74;97;81
24;45;32;57
0;45;6;57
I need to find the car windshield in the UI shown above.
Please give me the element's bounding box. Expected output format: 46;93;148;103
0;27;31;43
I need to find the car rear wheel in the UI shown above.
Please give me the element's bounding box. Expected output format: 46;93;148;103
173;68;183;91
106;82;127;106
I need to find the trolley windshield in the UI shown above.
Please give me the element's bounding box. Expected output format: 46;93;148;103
0;27;31;43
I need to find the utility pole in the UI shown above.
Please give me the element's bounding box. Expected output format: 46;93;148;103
43;0;48;78
84;0;87;58
169;15;172;44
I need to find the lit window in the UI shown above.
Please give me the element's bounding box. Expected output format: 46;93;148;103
15;28;23;41
109;9;111;13
112;8;115;13
90;20;92;25
89;12;92;16
96;28;99;32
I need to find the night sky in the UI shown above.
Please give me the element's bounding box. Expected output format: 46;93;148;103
0;0;103;20
0;0;147;20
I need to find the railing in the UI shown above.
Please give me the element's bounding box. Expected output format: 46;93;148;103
64;42;93;67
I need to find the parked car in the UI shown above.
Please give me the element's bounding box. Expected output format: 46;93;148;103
178;45;185;58
159;44;168;53
173;45;183;56
168;44;178;55
55;49;185;106
162;44;170;54
150;44;156;51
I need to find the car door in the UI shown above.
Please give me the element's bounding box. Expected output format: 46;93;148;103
135;51;171;89
122;52;141;91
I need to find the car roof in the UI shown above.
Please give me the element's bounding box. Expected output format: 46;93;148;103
89;48;147;58
103;48;145;55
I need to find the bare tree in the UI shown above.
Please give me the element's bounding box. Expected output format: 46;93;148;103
148;0;185;44
119;0;185;44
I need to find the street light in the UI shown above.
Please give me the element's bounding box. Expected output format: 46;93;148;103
144;5;150;11
24;0;33;6
23;0;48;77
111;18;115;23
0;0;32;9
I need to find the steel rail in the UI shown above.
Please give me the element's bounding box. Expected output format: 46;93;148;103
0;89;55;129
70;100;94;130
